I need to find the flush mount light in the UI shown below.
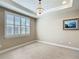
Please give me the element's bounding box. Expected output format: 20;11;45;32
62;1;67;5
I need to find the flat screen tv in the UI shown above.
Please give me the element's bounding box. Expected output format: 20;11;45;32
63;18;79;30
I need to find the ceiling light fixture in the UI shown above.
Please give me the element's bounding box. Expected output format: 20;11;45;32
36;0;43;15
62;1;67;5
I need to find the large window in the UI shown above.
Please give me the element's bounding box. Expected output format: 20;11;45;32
5;11;30;37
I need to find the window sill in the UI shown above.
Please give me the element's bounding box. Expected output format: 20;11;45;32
5;34;30;39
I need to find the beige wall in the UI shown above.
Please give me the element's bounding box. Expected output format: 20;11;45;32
0;8;36;50
37;9;79;48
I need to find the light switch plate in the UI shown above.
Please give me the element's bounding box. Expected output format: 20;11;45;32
0;45;2;48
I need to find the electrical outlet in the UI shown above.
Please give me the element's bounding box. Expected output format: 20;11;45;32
68;42;72;44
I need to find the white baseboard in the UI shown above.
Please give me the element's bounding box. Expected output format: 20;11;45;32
0;40;37;54
38;40;79;51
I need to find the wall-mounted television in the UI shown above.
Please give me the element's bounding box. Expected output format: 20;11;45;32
63;18;79;30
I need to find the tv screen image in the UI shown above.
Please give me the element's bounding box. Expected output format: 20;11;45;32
63;19;79;30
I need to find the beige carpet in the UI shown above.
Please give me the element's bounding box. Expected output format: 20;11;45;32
0;42;79;59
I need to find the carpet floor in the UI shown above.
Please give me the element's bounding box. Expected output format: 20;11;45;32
0;42;79;59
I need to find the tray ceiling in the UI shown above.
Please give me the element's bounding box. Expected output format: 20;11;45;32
13;0;72;12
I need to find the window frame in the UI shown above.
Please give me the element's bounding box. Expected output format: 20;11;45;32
5;11;31;38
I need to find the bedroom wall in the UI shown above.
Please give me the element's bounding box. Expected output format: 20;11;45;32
0;8;36;50
37;9;79;48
